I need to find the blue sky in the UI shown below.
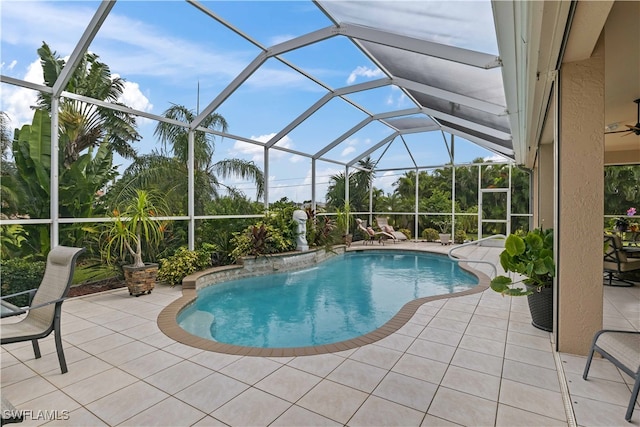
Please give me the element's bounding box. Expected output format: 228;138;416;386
1;0;507;204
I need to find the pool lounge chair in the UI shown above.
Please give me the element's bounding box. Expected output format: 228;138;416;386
375;216;408;242
1;246;85;374
356;218;393;245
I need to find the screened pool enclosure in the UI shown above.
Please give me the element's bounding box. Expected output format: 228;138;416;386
0;0;532;250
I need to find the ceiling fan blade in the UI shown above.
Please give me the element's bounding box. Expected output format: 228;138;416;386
605;130;632;134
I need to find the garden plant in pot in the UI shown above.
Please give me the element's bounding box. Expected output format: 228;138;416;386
435;218;452;245
335;203;352;247
490;228;555;331
102;189;168;296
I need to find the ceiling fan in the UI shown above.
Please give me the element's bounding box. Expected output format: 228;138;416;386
605;98;640;136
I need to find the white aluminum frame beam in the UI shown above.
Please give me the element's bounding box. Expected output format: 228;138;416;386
440;125;514;158
53;0;115;96
265;78;390;148
338;23;502;69
312;107;422;158
394;77;507;116
193;26;338;129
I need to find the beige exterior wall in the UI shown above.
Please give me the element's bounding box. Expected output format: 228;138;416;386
537;144;555;229
556;38;605;355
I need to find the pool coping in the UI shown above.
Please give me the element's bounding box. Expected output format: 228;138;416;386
157;245;491;357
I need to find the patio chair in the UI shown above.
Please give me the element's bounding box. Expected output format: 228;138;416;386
375;216;408;242
355;218;392;245
1;246;85;374
603;234;640;286
583;329;640;422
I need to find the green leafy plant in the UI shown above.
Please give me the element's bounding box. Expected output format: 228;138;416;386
490;228;555;296
230;223;294;261
421;228;439;242
434;218;451;234
0;258;46;306
335;202;352;237
398;228;412;240
454;229;467;244
101;189;169;267
157;245;216;286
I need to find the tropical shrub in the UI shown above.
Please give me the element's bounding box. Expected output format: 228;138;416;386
398;228;412;240
421;228;439;241
454;229;467;244
230;223;294;261
157;244;216;286
0;258;46;306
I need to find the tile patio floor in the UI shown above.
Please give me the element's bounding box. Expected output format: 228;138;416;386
1;242;638;426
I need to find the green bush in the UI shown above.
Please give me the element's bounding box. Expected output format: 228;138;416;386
454;229;467;244
0;258;46;307
398;228;412;240
422;228;439;242
157;245;216;286
230;223;295;261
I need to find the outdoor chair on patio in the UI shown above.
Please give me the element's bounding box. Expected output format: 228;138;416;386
603;234;640;286
375;216;408;242
1;246;85;374
355;218;392;245
583;329;640;422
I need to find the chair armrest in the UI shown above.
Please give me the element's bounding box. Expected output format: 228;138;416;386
1;288;37;299
0;297;67;318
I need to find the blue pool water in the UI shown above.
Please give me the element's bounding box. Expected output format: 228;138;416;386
177;251;477;348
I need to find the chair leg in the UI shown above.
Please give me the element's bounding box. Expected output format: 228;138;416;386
626;376;640;421
31;339;41;359
582;346;596;380
53;314;68;374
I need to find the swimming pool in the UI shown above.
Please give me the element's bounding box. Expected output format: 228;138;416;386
177;250;478;348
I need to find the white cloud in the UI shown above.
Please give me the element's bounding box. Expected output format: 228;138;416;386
386;86;409;108
269;34;297;46
230;133;297;163
375;171;398;195
341;146;356;157
1;59;44;129
347;66;383;84
0;60;18;71
484;154;510;162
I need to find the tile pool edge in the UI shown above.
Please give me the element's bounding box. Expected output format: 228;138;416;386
157;247;491;357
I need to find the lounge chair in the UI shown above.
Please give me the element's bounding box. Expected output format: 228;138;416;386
603;234;640;286
355;218;393;245
583;329;640;422
1;246;85;374
375;216;408;242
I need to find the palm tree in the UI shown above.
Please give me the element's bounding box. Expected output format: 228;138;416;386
326;156;376;212
0;111;19;214
111;105;264;216
35;42;140;168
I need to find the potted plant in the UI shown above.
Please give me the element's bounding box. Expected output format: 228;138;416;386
435;218;451;245
335;203;352;247
490;227;555;331
102;189;168;296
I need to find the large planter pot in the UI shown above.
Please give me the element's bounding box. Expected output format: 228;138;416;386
526;283;553;332
123;263;158;297
438;233;451;245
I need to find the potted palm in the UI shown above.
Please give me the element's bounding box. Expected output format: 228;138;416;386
102;189;169;296
435;218;451;245
490;228;555;331
335;203;352;247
